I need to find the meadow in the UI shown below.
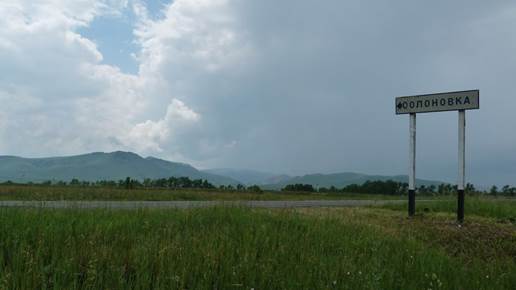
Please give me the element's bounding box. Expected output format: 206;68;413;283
378;196;516;221
0;184;404;201
0;197;515;289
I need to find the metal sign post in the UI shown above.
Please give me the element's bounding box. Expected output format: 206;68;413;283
458;110;465;222
409;113;416;216
395;90;479;223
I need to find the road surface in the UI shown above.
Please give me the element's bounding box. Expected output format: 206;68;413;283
0;199;405;209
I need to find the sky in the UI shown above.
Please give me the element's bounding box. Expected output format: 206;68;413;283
0;0;515;186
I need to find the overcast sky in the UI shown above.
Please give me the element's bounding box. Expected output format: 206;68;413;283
1;0;515;186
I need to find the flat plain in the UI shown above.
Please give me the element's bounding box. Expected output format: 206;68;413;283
0;192;514;290
0;184;404;201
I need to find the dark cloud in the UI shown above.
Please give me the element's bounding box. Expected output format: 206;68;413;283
142;0;516;186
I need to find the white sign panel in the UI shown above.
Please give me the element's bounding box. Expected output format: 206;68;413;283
396;90;479;114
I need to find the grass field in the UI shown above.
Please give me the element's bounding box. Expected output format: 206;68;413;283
0;185;405;201
378;197;516;221
0;199;515;289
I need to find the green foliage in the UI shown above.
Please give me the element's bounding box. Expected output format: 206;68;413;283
316;180;513;197
501;185;516;196
339;180;407;195
315;180;409;195
1;176;217;190
247;185;263;194
282;184;316;192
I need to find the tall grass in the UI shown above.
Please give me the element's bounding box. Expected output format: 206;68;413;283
378;197;516;220
0;207;514;289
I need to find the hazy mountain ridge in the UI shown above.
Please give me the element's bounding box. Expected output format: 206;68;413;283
260;172;444;190
203;168;444;190
0;152;239;186
202;168;291;185
0;152;444;189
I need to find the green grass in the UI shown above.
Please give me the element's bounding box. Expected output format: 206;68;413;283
0;206;515;289
0;185;404;201
378;196;516;221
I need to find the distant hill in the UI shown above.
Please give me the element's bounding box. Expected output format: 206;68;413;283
0;152;445;189
0;152;239;186
205;169;444;190
202;168;291;185
260;172;444;190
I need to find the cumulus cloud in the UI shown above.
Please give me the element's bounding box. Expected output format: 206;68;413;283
122;99;200;152
0;0;202;161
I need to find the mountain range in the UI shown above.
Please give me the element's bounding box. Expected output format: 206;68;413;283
0;152;238;186
0;151;444;189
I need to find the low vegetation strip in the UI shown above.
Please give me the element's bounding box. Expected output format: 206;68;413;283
0;199;403;209
0;185;404;201
377;197;516;221
0;206;515;289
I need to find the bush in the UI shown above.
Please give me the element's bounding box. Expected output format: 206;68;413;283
282;184;315;193
247;185;263;194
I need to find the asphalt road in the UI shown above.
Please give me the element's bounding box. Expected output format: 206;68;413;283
0;199;404;209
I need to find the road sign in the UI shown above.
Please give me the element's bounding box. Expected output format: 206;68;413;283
396;90;479;114
395;90;479;223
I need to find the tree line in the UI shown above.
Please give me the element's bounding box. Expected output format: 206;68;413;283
282;180;408;195
282;180;516;196
488;185;516;196
0;177;263;193
0;178;515;196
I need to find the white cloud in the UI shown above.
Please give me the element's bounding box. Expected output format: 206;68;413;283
1;0;244;163
0;0;202;160
134;0;251;77
122;99;200;152
125;0;257;165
